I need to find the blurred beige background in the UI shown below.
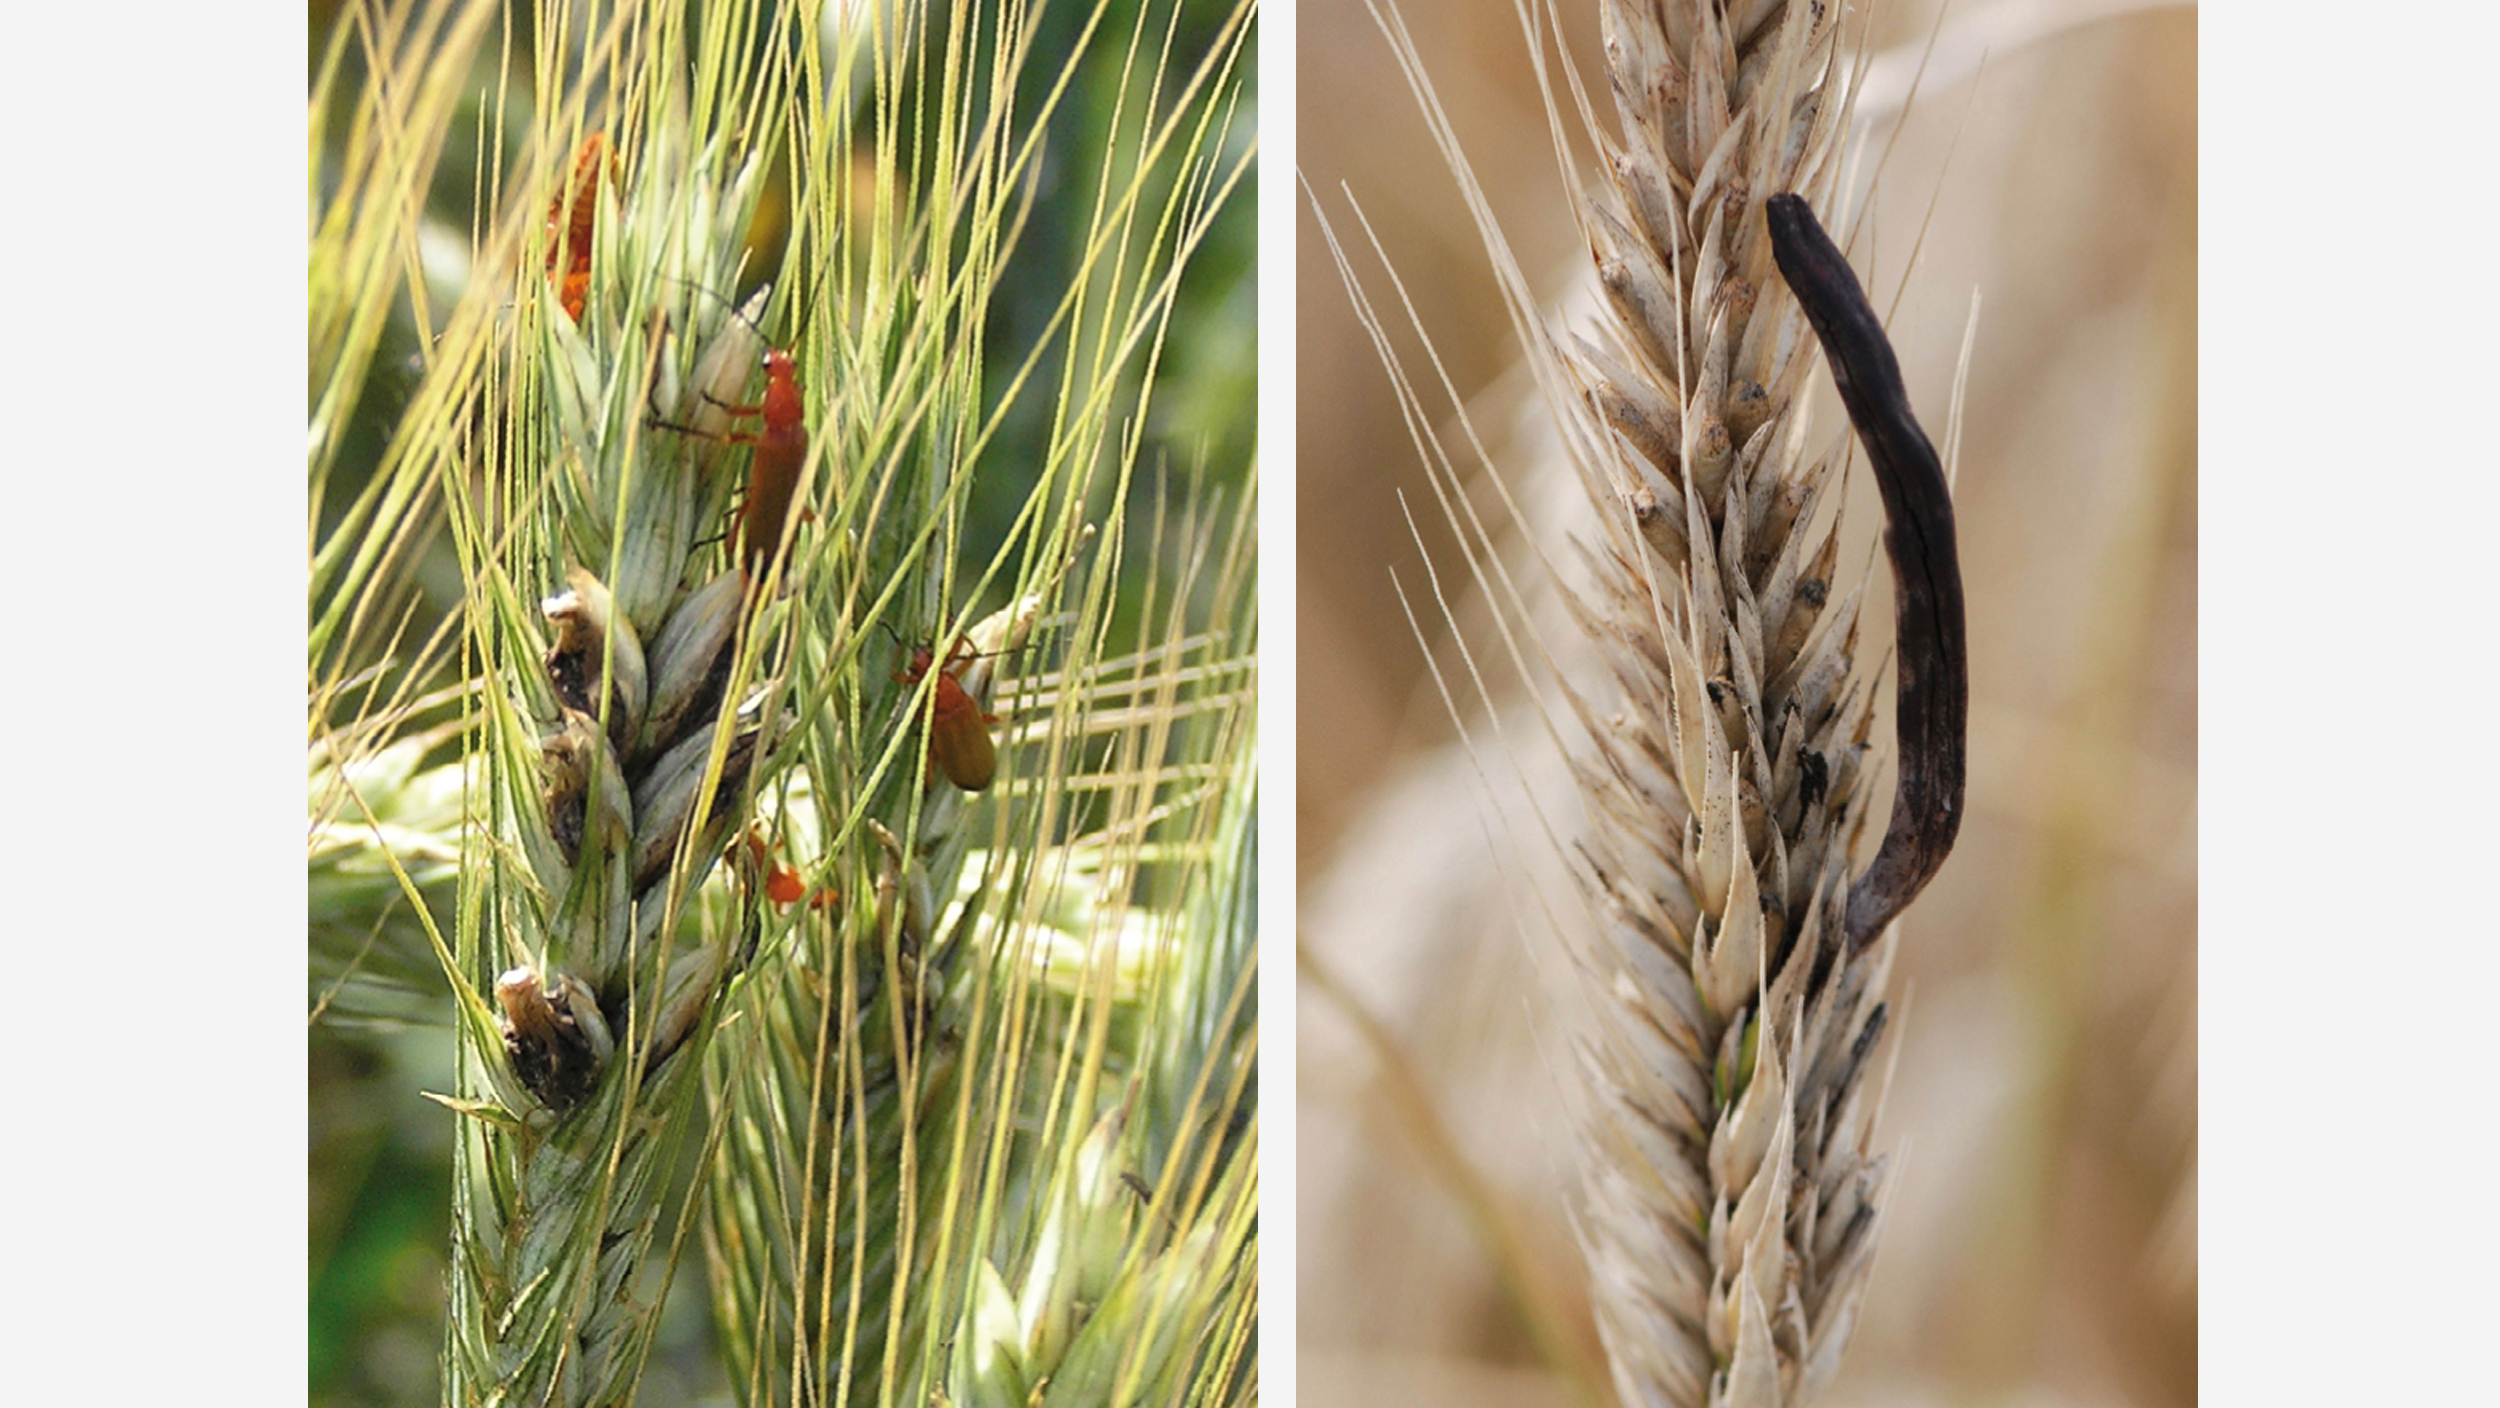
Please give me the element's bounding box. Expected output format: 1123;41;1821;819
1297;2;2195;1405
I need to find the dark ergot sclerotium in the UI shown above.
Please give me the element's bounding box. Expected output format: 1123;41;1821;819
495;966;610;1114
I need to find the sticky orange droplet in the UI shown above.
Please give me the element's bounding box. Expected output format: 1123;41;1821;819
765;865;808;907
544;133;611;322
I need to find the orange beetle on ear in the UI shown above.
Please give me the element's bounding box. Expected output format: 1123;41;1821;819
897;638;999;793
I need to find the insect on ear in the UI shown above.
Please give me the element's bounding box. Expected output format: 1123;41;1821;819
644;281;811;586
1764;193;1968;952
894;635;1001;793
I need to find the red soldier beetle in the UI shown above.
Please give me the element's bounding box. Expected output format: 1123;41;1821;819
718;345;809;580
651;284;812;582
896;636;1000;793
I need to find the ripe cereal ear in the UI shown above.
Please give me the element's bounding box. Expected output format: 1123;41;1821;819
1306;5;1980;1404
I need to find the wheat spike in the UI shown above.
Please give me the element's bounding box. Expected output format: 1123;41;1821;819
439;90;795;1403
1546;3;1956;1404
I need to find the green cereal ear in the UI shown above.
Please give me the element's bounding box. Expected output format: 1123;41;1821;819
311;3;1256;1405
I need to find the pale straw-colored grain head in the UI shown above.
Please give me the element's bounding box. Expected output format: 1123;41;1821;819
1304;3;2191;1403
1543;3;1912;1405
